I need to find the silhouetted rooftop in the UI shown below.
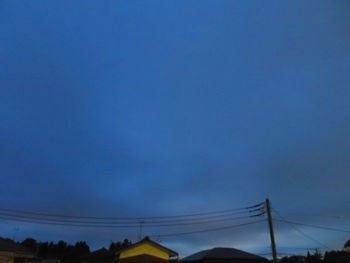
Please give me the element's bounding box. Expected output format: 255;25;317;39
182;247;267;261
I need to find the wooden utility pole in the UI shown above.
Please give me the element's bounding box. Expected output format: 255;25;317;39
265;198;277;263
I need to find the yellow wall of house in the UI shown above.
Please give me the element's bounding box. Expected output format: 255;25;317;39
119;243;170;260
0;251;14;263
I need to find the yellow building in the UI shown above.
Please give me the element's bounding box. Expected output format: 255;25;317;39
116;237;178;263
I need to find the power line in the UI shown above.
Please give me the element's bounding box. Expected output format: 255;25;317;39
277;252;306;256
0;202;265;229
0;217;266;240
151;220;265;238
274;219;350;234
278;246;316;251
272;208;331;250
257;253;273;256
278;213;349;220
0;202;266;241
0;212;264;228
0;202;264;221
0;208;264;224
0;216;139;228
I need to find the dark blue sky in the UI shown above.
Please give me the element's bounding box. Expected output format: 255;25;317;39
1;0;350;257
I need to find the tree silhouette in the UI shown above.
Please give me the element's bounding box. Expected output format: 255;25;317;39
21;238;37;253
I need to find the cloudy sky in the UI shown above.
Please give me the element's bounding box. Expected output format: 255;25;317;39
1;0;350;258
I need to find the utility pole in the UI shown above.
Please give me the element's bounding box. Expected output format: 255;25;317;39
265;198;277;263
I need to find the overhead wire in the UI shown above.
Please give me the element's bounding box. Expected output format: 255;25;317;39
0;207;264;224
0;212;264;227
0;202;264;221
277;213;349;220
274;219;350;234
0;202;267;249
0;202;265;229
151;220;266;238
272;208;331;250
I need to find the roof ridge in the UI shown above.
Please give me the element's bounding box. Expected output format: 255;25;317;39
116;237;178;257
182;247;268;262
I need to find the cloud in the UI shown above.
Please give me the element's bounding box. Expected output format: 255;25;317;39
1;0;350;256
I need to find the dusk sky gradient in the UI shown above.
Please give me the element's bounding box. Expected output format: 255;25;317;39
1;0;350;258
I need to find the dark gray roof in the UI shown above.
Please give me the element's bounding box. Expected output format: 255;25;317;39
182;247;267;261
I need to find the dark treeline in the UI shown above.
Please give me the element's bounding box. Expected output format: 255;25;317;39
16;237;350;263
280;250;350;263
20;237;132;263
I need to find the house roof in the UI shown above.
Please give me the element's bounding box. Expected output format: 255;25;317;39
0;238;33;255
181;247;267;261
116;236;178;257
344;239;350;248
